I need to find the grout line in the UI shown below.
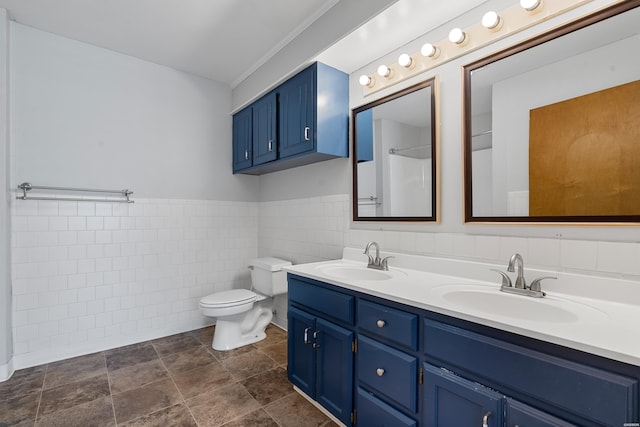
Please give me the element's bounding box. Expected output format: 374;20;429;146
33;363;50;425
102;352;119;426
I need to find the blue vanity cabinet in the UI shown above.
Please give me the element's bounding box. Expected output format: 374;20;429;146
505;399;578;427
422;362;503;427
287;276;355;426
232;106;253;172
278;62;348;161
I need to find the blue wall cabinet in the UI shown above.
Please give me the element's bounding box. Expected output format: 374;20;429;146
232;106;253;172
252;92;277;166
288;277;354;425
422;362;503;427
233;62;348;175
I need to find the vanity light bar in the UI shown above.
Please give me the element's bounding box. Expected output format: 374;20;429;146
360;0;593;96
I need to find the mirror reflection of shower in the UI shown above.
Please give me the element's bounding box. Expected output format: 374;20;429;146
353;79;437;221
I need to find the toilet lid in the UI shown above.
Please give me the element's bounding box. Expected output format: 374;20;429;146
200;289;256;307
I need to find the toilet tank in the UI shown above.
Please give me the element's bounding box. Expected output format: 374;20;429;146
249;257;292;296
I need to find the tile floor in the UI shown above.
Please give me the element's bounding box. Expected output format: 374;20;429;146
0;325;337;426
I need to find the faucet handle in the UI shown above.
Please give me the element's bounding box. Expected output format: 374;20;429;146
490;269;512;288
530;276;557;292
381;256;394;270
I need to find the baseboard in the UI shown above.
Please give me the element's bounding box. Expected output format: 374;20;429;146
0;357;15;382
12;321;215;371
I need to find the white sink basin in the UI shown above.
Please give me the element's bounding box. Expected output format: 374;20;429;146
433;285;607;324
315;264;394;281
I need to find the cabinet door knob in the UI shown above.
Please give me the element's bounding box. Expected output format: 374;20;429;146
482;411;491;427
304;126;311;141
376;368;385;377
376;320;386;328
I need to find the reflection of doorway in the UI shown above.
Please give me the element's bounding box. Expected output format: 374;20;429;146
529;80;640;216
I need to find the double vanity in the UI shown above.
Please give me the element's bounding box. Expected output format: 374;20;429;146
284;247;640;427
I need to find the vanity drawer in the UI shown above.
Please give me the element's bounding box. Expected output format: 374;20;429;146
423;319;638;426
358;299;418;350
288;276;354;325
357;334;418;413
357;387;416;427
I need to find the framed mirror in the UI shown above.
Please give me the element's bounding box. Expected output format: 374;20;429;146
352;78;439;222
463;1;640;223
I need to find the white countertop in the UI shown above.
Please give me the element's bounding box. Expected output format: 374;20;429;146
283;248;640;367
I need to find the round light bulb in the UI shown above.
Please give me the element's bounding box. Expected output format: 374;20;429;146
398;53;414;68
377;64;392;78
482;11;501;29
359;74;374;87
520;0;541;11
420;43;439;59
449;27;466;45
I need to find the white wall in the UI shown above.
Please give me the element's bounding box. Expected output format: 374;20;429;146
11;23;258;202
7;24;261;371
0;8;12;378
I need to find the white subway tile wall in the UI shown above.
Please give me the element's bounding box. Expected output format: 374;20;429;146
11;193;640;363
11;198;257;358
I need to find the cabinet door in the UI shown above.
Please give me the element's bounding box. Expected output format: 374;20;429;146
506;399;578;427
232;107;253;172
316;317;354;426
279;65;315;158
287;306;316;398
252;92;277;166
422;363;503;427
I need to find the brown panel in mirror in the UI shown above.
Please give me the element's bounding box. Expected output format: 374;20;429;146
463;0;640;223
352;78;439;222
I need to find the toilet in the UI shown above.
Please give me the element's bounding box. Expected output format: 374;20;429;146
199;257;291;351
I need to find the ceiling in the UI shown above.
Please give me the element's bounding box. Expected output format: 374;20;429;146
0;0;488;88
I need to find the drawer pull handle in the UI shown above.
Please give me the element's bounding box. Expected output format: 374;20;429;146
304;126;311;141
376;368;385;377
244;149;249;160
268;140;273;152
376;320;386;328
482;411;491;427
303;327;311;344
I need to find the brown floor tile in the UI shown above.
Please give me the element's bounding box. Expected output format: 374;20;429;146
105;343;159;371
264;392;332;427
259;340;287;366
119;403;197;427
112;378;182;424
152;333;202;357
161;346;215;375
35;395;115;427
254;325;287;349
170;361;234;399
220;408;278;427
186;382;261;427
239;367;294;406
221;350;279;381
208;344;257;362
44;352;106;389
190;326;215;346
38;374;111;417
0;366;46;401
0;391;40;426
108;359;169;394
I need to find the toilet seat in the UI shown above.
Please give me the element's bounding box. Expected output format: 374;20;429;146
200;289;256;308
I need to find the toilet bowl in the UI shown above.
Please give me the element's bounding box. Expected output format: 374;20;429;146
199;257;291;351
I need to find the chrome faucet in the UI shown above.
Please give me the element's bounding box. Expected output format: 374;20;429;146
363;241;393;271
492;253;557;298
507;253;526;289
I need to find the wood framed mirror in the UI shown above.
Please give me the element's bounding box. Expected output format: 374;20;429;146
352;78;439;222
463;0;640;223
